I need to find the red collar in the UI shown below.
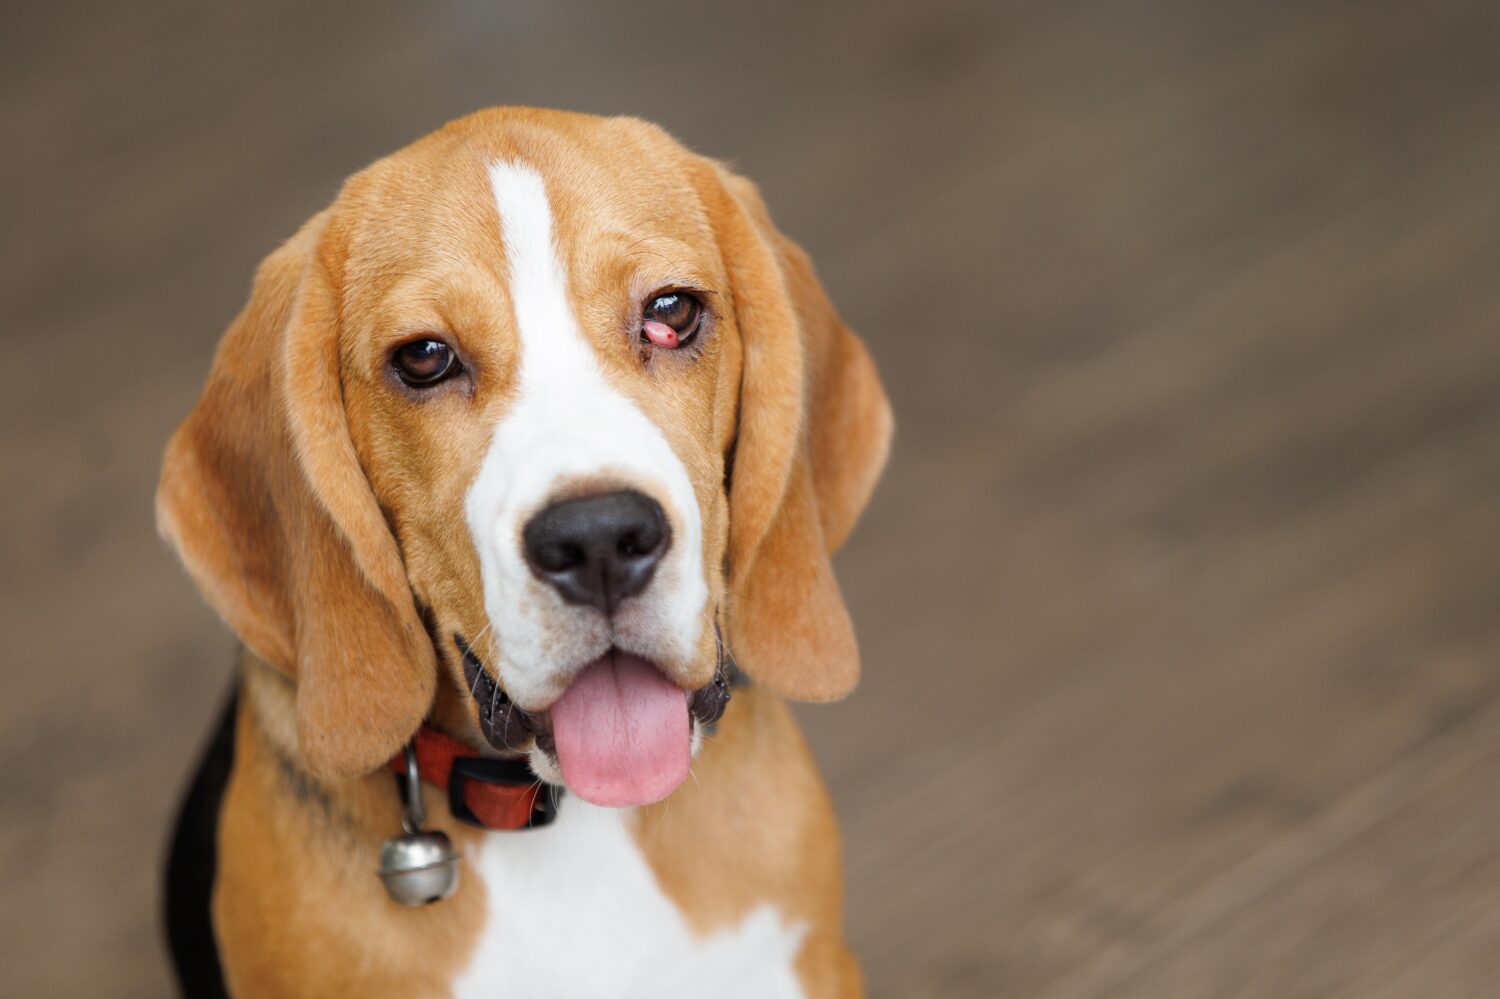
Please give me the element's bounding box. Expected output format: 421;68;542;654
387;725;558;831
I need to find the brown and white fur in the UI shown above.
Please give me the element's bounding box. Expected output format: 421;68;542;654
157;107;892;998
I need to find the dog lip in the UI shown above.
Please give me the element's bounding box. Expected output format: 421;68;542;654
455;633;536;755
687;662;731;726
454;634;731;755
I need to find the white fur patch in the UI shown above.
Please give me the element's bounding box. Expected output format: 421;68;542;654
452;802;808;998
465;161;708;708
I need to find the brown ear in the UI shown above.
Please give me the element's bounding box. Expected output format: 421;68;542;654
156;214;435;779
704;165;893;701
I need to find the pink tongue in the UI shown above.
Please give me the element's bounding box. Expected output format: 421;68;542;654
549;653;691;808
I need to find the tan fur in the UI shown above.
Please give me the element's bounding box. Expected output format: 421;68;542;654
157;213;436;780
218;654;490;996
692;163;894;701
636;685;864;997
158;108;890;995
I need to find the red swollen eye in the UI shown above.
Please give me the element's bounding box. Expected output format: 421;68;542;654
641;292;703;349
642;320;680;348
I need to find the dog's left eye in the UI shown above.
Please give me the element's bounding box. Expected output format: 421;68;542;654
641;292;703;349
393;339;460;387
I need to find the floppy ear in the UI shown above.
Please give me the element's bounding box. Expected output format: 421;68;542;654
156;213;435;779
703;164;893;701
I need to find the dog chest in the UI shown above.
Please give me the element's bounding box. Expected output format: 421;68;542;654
450;798;808;998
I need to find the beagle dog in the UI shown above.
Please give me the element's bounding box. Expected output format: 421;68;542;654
157;108;891;998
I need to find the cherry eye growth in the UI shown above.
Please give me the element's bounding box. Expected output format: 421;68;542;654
641;292;703;349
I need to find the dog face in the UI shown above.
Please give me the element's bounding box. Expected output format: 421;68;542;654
342;143;729;713
158;109;891;796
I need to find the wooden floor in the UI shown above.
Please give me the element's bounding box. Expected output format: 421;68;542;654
3;1;1498;995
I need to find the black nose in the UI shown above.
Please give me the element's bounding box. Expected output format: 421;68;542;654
522;490;671;614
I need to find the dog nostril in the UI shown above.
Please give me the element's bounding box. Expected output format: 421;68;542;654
618;529;660;558
531;541;583;574
521;490;672;614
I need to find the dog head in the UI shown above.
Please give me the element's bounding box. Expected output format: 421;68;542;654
158;109;891;803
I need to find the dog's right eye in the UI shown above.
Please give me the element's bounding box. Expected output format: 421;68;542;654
393;339;460;387
641;291;704;349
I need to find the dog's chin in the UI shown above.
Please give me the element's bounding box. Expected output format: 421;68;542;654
457;637;729;808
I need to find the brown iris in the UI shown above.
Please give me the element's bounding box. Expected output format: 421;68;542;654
393;339;459;386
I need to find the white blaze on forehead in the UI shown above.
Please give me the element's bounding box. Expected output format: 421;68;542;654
465;160;708;706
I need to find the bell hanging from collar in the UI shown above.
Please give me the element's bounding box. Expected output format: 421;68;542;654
378;742;461;907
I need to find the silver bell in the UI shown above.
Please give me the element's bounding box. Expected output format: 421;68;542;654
378;743;461;907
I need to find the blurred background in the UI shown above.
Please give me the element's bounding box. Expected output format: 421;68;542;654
3;1;1499;995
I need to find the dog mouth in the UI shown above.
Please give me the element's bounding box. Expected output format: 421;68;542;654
455;633;730;807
